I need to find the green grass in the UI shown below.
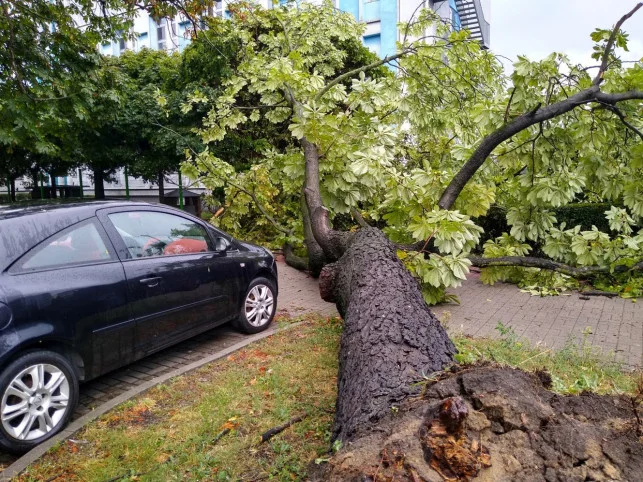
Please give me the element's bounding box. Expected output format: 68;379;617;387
16;317;640;482
452;321;639;395
18;317;342;482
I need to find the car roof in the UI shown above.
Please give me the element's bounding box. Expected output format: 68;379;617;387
0;200;159;271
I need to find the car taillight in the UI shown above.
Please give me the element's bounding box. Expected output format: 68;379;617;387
0;302;12;330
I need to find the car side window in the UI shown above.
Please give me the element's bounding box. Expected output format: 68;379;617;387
19;221;112;270
108;211;213;259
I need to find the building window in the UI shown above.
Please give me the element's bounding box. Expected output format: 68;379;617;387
207;1;224;17
157;19;166;50
119;38;126;52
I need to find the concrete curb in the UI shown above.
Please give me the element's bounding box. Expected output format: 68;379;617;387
1;322;303;481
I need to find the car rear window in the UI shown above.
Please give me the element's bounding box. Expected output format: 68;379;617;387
108;211;213;259
18;221;112;271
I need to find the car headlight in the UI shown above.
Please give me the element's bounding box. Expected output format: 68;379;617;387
0;302;12;331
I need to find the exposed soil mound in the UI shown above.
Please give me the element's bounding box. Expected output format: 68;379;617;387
312;366;642;481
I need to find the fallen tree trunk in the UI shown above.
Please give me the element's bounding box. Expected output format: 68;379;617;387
320;228;456;442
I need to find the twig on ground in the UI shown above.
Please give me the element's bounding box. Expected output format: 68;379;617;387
260;414;307;443
580;290;619;298
518;349;551;366
213;427;231;445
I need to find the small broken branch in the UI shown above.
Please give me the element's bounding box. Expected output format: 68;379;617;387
351;208;369;228
212;427;231;445
260;414;307;443
579;290;619;298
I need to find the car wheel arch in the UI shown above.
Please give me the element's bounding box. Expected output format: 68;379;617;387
5;341;85;382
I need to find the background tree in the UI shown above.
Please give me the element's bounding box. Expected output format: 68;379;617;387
0;0;135;190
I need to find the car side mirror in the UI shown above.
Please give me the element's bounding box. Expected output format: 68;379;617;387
215;237;231;252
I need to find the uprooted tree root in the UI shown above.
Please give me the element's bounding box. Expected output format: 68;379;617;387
311;366;643;482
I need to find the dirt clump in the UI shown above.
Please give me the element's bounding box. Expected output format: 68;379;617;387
311;366;642;481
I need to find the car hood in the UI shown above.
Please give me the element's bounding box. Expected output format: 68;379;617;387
237;240;273;256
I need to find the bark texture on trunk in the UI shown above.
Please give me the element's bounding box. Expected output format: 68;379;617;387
301;194;326;277
49;174;57;199
158;171;165;204
326;228;456;442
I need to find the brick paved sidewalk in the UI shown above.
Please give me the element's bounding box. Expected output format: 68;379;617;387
433;270;642;367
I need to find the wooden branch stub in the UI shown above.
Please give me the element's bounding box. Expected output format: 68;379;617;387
260;414;307;444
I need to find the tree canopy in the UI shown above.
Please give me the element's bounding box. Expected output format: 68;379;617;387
178;0;643;301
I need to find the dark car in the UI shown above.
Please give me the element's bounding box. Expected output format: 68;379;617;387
0;201;278;453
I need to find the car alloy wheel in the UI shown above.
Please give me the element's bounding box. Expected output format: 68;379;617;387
244;284;275;327
1;363;71;441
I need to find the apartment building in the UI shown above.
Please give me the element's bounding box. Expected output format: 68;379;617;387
103;1;490;57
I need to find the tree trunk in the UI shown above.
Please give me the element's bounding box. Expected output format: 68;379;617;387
158;171;165;204
301;193;325;277
49;174;57;199
94;169;105;199
9;177;15;202
321;228;456;443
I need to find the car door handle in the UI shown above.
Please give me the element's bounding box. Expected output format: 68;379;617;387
140;277;162;287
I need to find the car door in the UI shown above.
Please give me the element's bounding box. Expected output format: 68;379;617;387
98;208;242;355
6;218;133;378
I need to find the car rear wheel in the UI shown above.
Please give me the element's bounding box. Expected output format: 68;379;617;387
0;351;78;454
235;277;277;334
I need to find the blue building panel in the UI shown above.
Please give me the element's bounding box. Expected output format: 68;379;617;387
178;22;190;51
362;0;380;22
339;0;359;19
449;0;461;30
363;34;381;57
378;0;396;60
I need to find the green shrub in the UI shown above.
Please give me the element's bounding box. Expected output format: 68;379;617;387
554;202;613;233
476;203;625;246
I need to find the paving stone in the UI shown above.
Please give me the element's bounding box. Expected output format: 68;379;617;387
441;270;641;366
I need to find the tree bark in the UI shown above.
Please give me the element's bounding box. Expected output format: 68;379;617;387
470;255;643;278
283;243;309;271
301;193;325;277
158;171;165;204
9;177;15;202
93;169;105;200
321;228;456;443
49;174;57;199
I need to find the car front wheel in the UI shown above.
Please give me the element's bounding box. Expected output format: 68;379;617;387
236;277;277;334
0;351;79;454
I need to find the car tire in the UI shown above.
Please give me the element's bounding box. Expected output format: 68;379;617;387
235;277;277;334
0;351;79;454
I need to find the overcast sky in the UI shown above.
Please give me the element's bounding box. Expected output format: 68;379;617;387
486;0;643;70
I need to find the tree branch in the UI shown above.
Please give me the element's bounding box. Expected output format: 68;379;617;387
438;4;643;211
593;2;643;85
469;255;643;279
315;50;410;101
604;104;643;141
438;86;643;210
